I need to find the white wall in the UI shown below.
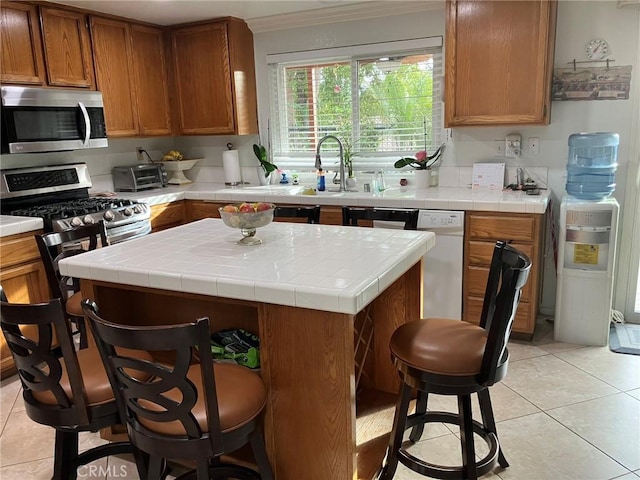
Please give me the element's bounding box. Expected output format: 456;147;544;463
253;0;640;314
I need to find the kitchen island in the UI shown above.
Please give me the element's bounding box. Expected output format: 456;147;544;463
60;218;435;480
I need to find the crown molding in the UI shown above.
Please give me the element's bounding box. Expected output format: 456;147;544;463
247;1;444;33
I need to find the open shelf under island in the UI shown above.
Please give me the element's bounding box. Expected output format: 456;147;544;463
60;219;435;480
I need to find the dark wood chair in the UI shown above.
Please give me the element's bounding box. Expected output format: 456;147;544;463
274;205;322;224
342;206;419;230
82;299;274;480
376;241;531;480
0;285;144;480
35;222;108;349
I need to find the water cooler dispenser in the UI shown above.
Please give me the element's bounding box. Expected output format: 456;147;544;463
554;132;620;346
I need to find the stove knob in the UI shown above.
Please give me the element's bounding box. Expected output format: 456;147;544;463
103;210;115;222
83;215;95;224
71;217;83;227
123;207;133;216
132;205;143;214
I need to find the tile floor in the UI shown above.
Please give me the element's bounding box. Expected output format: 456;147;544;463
1;318;639;480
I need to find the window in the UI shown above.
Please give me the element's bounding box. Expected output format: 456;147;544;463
268;38;443;170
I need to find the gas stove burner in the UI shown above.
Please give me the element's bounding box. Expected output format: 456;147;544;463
10;198;138;220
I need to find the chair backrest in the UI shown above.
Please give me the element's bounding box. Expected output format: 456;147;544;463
82;299;224;456
36;222;108;303
274;205;321;224
342;206;419;230
0;286;91;427
479;241;531;386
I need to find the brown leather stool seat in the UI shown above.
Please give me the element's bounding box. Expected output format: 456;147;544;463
391;318;488;377
376;242;532;480
65;291;84;317
138;363;267;436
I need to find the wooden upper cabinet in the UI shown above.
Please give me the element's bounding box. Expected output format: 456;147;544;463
130;24;172;136
0;1;45;85
445;0;557;126
170;18;258;135
40;6;94;88
90;16;138;136
90;18;171;137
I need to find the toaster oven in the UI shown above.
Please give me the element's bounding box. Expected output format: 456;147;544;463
113;164;168;192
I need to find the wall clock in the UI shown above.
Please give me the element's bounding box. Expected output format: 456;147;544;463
585;39;609;60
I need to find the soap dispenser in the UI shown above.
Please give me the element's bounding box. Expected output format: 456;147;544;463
317;169;326;191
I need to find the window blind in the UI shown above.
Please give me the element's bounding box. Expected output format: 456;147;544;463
268;37;443;170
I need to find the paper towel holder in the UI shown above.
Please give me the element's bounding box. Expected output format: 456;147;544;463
223;142;242;186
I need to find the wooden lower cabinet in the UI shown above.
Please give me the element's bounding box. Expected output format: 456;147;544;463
186;201;346;226
464;211;544;338
0;230;50;377
150;201;186;232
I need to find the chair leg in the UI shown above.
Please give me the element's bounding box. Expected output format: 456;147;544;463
53;430;78;480
458;394;477;480
409;390;428;443
249;427;274;480
375;382;413;480
477;389;508;468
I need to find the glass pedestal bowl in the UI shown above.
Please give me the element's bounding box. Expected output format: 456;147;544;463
219;203;275;245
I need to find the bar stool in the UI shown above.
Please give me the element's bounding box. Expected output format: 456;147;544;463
35;222;108;349
376;241;531;480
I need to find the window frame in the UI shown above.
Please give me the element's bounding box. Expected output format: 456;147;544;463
266;37;444;171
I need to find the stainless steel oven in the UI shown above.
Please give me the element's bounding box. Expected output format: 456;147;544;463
1;164;151;244
1;86;108;154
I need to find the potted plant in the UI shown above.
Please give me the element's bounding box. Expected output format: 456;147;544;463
394;143;446;188
253;144;278;183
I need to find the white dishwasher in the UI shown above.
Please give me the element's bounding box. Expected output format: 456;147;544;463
373;210;465;320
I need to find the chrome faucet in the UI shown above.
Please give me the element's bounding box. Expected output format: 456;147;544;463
315;134;347;192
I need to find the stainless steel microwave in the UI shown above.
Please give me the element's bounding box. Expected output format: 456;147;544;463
1;86;108;154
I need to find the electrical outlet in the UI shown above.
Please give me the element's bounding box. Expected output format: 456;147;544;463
528;137;540;155
136;147;143;162
496;142;503;155
505;133;521;158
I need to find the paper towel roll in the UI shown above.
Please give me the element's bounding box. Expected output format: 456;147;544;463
222;149;242;185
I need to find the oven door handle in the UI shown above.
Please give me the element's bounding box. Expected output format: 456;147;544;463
78;102;91;146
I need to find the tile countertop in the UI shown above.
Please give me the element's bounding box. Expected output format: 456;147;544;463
113;183;551;213
0;216;43;237
59;218;436;315
0;184;550;237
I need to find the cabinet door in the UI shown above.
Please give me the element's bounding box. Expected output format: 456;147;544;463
40;6;94;88
0;1;45;85
130;24;172;136
171;22;235;134
445;0;557;126
90;17;138;136
0;261;49;377
151;202;187;231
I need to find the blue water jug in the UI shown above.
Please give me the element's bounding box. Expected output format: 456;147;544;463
566;132;618;200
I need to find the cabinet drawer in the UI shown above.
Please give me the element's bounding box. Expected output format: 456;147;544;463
468;241;533;267
467;265;531;303
465;296;531;334
0;231;43;269
468;215;535;242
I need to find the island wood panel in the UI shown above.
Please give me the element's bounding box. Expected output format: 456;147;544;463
78;259;423;480
0;1;46;85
